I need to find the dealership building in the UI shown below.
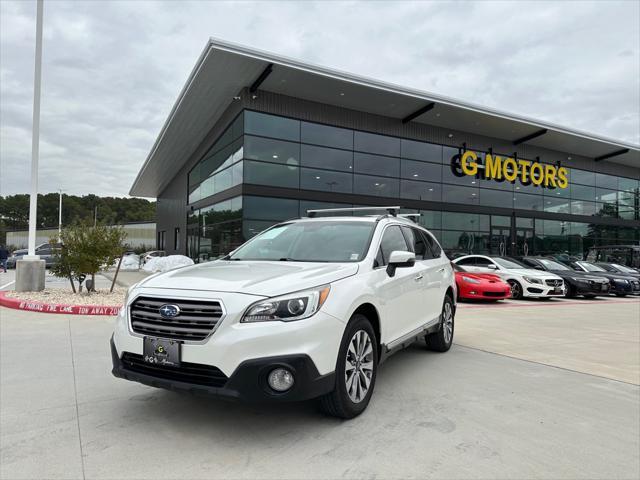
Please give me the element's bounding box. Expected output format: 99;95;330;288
130;39;640;261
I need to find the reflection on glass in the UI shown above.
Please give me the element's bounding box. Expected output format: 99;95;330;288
244;136;300;165
442;184;479;205
300;168;352;193
400;180;442;201
354;152;400;177
479;189;513;208
400;159;442;181
353;174;399;197
244;111;300;141
301;122;353;149
301;144;353;171
244;196;299;220
354;131;400;157
243;160;299;188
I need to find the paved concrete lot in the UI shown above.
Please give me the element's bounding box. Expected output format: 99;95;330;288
1;299;639;480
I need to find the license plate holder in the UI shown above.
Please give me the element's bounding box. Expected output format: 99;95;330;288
554;287;562;294
143;337;181;367
601;284;608;291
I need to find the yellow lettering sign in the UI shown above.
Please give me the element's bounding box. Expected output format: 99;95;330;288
461;151;478;176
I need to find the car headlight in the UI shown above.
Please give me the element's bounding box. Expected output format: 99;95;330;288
615;278;628;283
523;276;542;285
241;285;331;323
572;277;589;283
462;276;480;284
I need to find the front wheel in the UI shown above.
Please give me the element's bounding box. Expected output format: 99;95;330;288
426;294;455;352
508;280;524;300
318;314;377;419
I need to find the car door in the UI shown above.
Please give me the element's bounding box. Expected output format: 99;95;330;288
400;227;440;328
370;225;423;344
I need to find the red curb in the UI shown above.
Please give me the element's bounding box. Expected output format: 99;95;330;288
0;291;121;316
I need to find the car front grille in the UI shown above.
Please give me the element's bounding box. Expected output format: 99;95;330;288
121;353;228;388
130;296;223;342
483;291;506;297
545;279;563;287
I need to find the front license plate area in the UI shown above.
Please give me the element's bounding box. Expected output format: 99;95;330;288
601;284;608;291
554;287;562;294
143;337;181;367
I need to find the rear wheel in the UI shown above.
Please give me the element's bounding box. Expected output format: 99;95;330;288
318;314;377;419
426;295;454;352
508;280;523;300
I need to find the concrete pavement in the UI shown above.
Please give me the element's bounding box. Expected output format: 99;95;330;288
1;299;639;479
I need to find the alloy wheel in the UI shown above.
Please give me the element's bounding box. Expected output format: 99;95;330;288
345;329;374;403
442;302;453;344
509;281;522;299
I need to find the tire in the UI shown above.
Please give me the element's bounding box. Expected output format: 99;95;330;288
508;280;524;300
565;284;576;298
318;314;378;419
426;294;455;352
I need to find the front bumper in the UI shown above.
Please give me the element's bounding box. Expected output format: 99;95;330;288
111;336;335;402
574;281;610;296
523;285;565;297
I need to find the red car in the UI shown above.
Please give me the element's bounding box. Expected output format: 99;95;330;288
452;262;511;301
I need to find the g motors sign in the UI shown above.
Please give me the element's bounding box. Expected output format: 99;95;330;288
452;151;569;189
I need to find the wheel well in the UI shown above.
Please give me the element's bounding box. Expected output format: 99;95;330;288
352;303;381;351
446;286;455;301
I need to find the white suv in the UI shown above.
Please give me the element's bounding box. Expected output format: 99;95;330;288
111;208;456;418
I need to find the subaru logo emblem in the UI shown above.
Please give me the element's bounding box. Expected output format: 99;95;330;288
159;304;180;318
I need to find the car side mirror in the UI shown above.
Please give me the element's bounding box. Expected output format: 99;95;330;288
487;264;498;270
386;251;415;277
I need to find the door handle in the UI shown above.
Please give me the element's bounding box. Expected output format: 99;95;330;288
437;268;445;273
414;274;424;281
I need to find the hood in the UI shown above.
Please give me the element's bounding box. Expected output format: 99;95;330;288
456;272;504;282
137;260;359;297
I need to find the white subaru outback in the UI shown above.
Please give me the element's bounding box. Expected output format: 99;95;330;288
111;207;456;418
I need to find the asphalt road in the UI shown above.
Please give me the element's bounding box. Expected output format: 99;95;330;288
1;300;639;479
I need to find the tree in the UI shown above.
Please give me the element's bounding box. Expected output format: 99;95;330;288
50;223;127;293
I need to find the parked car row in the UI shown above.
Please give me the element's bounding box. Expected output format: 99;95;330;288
6;242;63;269
452;254;640;301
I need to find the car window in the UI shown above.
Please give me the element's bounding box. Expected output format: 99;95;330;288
455;257;476;266
401;227;433;260
422;231;442;258
475;257;493;267
376;226;409;266
492;257;526;269
538;258;570;270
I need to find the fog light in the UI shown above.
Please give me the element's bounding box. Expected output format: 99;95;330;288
268;368;294;392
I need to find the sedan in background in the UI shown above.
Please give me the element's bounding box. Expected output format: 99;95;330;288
516;257;610;298
452;262;511;301
7;242;62;269
452;255;565;300
568;261;639;296
595;262;640;279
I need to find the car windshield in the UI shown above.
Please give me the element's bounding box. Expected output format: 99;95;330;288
228;221;375;262
612;263;637;274
577;261;605;272
538;258;570;270
492;257;526;269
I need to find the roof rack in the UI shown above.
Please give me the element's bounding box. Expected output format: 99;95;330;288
306;206;401;218
398;213;421;223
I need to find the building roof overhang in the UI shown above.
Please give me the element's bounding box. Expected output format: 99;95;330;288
130;38;640;197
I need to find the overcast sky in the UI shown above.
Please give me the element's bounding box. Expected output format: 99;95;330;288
1;0;638;198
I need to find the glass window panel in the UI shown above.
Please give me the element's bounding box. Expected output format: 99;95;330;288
545;185;570;199
542;220;570;236
213;168;232;194
300;168;352;193
442;212;482;231
418;210;442;230
243;160;299;189
300;122;353;149
400;180;442;201
479;188;514;208
595;173;618;190
243;196;299;221
440;231;482;256
188;185;201;204
353;174;400;198
189;166;201;187
514;193;543;211
354;131;400;157
442;147;459;165
354;152;400;177
200;177;214;200
619;210;637;220
516;217;534;228
491;215;511;227
571;169;595;186
400;140;443;163
231;113;244;140
514;182;543;195
300;144;353;171
571;200;597;216
244;136;300;166
595;203;618;217
232;161;243;186
244;111;300;141
619;177;639;192
441;184;479;205
596;188;618;204
482;179;514;191
571;184;595;201
400;159;442;182
543;196;570;214
442;162;479;187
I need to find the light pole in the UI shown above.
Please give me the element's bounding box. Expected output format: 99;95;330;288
16;0;46;292
58;189;63;242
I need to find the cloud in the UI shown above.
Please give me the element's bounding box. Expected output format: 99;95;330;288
1;0;638;198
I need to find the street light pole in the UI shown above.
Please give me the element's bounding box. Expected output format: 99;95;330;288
16;0;46;292
27;0;44;258
58;189;63;242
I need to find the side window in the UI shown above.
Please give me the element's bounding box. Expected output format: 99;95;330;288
376;226;409;266
475;257;492;267
423;231;442;258
402;227;432;260
455;257;476;266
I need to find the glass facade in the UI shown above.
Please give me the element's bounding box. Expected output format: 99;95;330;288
185;110;639;260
